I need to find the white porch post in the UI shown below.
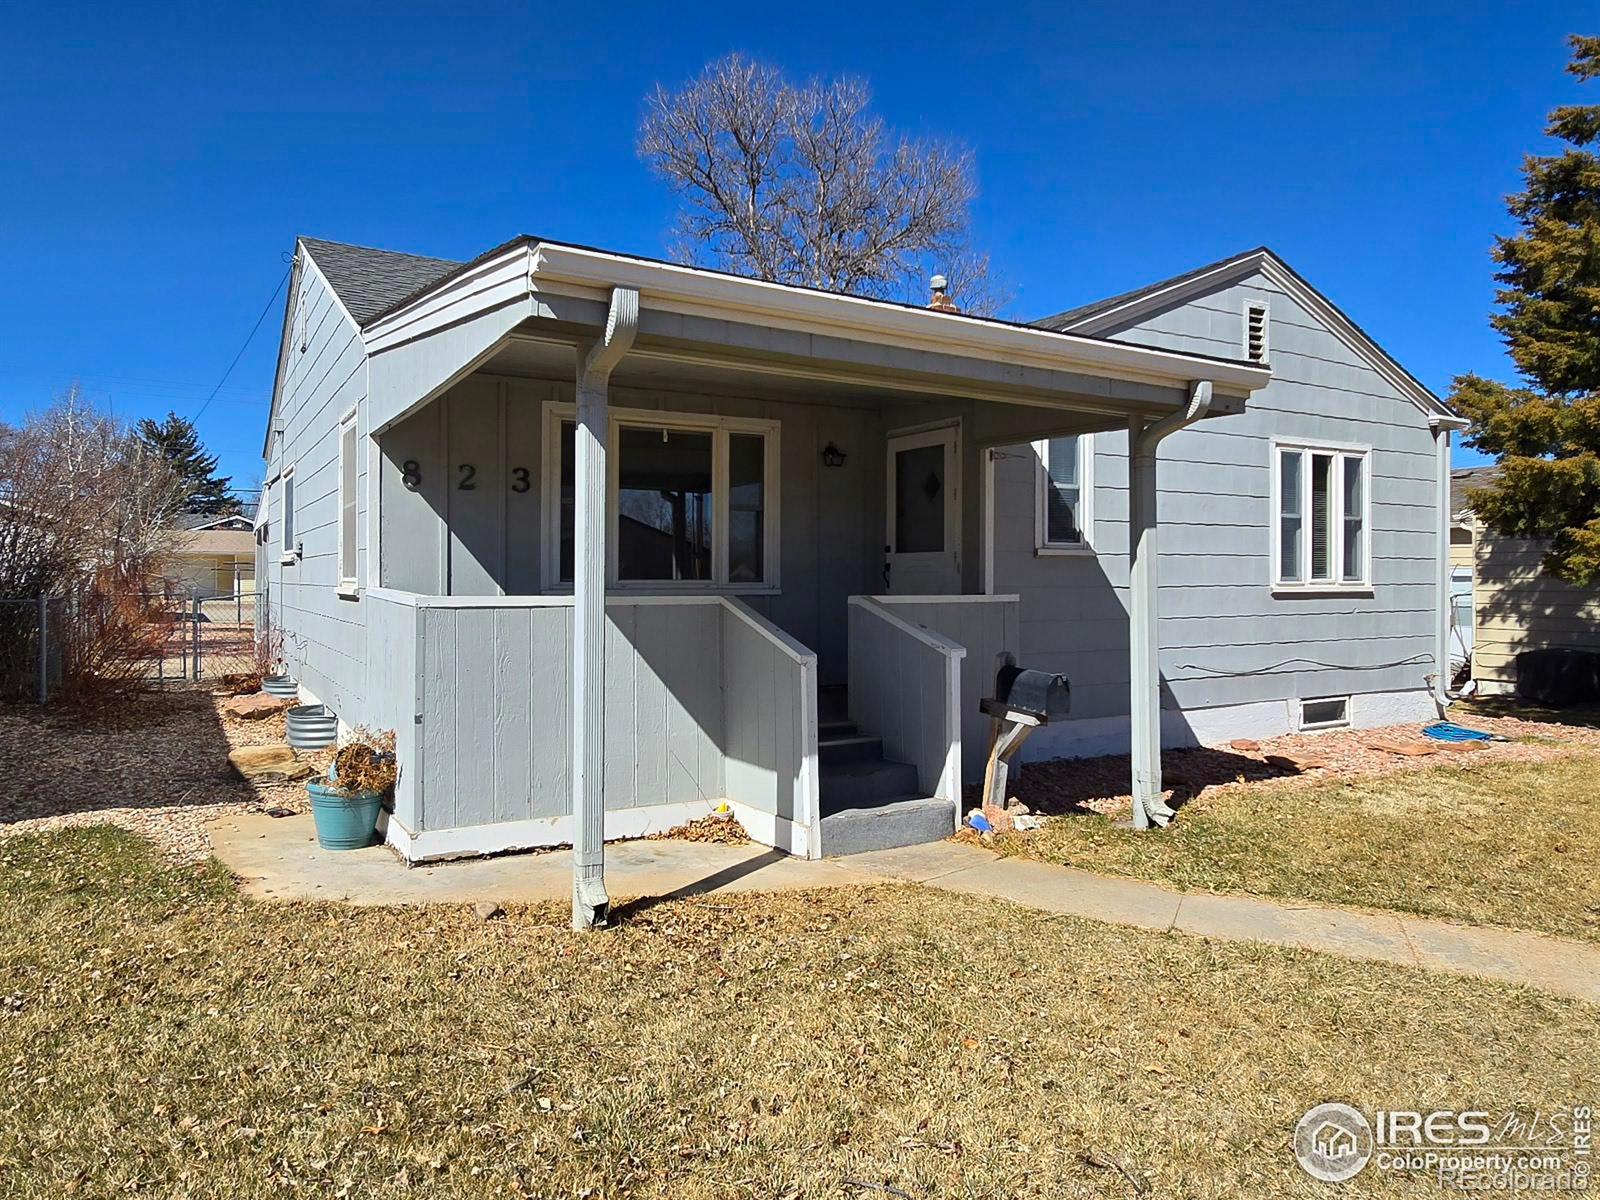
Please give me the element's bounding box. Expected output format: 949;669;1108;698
1127;415;1161;829
571;287;638;931
1127;381;1213;830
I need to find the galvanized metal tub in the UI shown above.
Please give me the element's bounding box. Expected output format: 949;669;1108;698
286;704;338;750
262;674;298;699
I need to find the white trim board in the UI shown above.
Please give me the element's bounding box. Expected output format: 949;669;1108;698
380;796;813;864
359;238;1271;395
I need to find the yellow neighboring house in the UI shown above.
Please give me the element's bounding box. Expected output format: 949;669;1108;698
1452;467;1600;695
166;513;256;598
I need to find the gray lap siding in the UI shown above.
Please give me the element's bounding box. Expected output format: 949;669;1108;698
993;268;1440;728
263;260;370;723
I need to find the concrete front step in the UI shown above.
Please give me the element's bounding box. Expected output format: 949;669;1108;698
818;733;882;766
819;758;920;809
820;795;957;856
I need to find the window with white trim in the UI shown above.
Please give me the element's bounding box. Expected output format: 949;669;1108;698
1034;434;1094;553
1274;441;1368;588
280;467;296;560
545;405;780;589
337;414;358;587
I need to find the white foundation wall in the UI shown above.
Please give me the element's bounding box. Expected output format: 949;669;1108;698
1017;687;1440;762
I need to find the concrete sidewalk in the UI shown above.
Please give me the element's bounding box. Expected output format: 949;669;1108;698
210;811;876;906
848;842;1600;1005
210;813;1600;1004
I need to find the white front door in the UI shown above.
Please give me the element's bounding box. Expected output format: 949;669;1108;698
884;424;961;595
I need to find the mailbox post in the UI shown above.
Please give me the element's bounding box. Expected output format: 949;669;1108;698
979;658;1070;811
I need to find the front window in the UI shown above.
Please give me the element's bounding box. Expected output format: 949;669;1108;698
551;408;777;589
1275;442;1368;588
616;425;714;582
1034;435;1093;552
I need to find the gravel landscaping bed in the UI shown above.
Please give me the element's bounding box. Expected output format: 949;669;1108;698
0;685;328;863
1004;705;1600;818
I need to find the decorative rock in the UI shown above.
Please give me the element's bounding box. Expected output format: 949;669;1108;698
1228;739;1262;752
228;744;313;783
1367;739;1437;758
1264;753;1330;773
223;694;291;721
474;901;505;921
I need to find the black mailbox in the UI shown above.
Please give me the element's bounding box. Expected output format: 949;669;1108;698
989;663;1071;722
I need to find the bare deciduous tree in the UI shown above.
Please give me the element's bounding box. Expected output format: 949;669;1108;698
640;55;1005;313
0;387;188;703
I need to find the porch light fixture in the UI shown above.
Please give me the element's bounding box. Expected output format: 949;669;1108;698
821;441;847;469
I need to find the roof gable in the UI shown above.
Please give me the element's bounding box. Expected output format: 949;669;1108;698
299;238;462;326
1037;248;1464;428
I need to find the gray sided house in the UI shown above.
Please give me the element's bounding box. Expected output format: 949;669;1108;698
259;236;1463;865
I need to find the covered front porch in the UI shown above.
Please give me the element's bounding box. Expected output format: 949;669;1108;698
353;240;1269;919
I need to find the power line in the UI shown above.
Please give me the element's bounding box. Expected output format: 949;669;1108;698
193;264;291;422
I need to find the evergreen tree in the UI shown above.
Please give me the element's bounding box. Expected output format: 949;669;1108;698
1450;36;1600;585
134;412;238;515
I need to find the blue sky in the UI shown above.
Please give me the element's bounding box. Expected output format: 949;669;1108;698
3;2;1592;491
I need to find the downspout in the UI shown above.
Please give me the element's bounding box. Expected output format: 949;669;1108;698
1128;380;1213;830
571;286;639;931
1429;419;1453;712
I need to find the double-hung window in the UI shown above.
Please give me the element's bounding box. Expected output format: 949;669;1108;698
1033;434;1094;553
1274;440;1369;589
337;413;358;590
547;405;779;590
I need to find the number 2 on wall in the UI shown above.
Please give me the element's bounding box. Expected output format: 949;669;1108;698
457;464;477;490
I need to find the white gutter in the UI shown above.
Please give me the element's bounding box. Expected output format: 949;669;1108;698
526;243;1272;395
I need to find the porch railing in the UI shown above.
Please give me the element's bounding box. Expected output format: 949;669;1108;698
860;594;1021;786
845;597;965;818
359;588;820;859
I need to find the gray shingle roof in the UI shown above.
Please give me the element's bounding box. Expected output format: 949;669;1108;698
299;237;462;326
173;512;252;531
1451;466;1499;518
1033;247;1272;331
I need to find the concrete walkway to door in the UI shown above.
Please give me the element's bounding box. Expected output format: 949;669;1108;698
847;842;1600;1005
209;812;1600;1005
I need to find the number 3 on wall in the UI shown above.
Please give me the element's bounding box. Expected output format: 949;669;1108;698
511;467;530;493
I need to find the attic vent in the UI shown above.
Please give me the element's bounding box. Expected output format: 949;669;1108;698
1244;302;1269;363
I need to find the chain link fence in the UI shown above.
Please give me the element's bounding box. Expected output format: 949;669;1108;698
0;590;262;702
0;597;66;703
142;591;261;684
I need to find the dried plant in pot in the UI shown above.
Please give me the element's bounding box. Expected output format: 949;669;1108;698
307;728;397;851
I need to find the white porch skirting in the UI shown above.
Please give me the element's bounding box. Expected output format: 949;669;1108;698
379;797;813;865
1016;688;1441;762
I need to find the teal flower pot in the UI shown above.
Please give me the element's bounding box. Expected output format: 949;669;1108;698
307;781;382;851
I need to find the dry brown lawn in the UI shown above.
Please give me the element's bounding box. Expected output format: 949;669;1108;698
1;827;1596;1198
997;756;1600;943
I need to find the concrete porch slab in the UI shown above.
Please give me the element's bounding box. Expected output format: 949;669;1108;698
209;812;875;907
